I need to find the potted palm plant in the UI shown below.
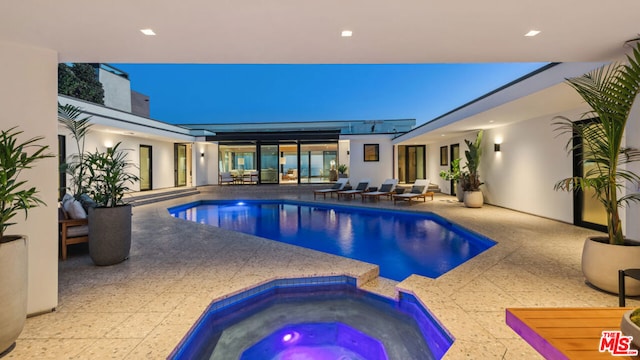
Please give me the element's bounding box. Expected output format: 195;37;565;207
461;130;484;208
0;127;52;356
337;164;348;178
58;103;93;200
440;158;463;202
84;142;139;266
554;42;640;295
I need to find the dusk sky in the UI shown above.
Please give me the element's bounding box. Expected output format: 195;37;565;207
114;63;547;126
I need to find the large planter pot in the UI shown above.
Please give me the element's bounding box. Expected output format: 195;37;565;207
463;191;483;208
620;309;640;349
88;205;132;266
455;182;464;202
0;235;27;356
582;236;640;295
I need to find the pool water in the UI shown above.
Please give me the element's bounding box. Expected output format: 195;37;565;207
169;200;495;281
169;276;453;360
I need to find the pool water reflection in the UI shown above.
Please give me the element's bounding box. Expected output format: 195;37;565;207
169;200;495;281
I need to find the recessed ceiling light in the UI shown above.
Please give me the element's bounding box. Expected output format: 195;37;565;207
489;120;494;123
525;30;541;37
341;30;353;37
140;29;156;36
441;134;445;137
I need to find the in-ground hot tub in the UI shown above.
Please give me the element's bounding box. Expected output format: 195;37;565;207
169;276;453;360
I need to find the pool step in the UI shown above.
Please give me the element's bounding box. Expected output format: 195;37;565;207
127;187;200;206
361;277;400;300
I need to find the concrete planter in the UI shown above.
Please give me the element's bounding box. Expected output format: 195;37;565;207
620;309;640;349
582;236;640;295
88;205;132;266
0;235;27;356
463;190;483;208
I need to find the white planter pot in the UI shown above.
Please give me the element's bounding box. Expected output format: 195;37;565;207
582;236;640;295
0;235;27;356
463;191;483;208
620;310;640;349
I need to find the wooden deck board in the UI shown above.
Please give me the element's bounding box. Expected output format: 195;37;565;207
506;307;640;360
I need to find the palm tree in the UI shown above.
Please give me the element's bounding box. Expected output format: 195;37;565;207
554;42;640;245
58;103;93;198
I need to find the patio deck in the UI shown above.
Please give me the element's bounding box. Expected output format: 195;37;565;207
11;185;639;359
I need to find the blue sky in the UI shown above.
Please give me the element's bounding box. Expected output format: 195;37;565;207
114;63;547;126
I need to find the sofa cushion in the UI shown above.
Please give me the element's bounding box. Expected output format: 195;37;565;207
64;199;87;219
66;225;88;237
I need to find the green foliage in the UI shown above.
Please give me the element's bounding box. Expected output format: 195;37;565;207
337;164;348;174
0;127;53;238
631;308;640;327
554;42;640;245
440;158;461;181
84;142;139;208
58;103;93;198
58;63;105;104
461;130;483;191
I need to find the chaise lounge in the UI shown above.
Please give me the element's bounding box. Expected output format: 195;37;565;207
337;179;370;200
360;179;398;202
313;177;349;199
393;179;434;205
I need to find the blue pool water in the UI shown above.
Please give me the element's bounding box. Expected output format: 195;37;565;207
169;200;495;281
169;276;453;360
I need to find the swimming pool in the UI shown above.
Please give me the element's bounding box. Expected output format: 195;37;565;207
168;200;495;281
169;276;453;360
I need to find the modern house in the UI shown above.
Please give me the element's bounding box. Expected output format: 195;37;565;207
2;0;640;323
59;65;416;192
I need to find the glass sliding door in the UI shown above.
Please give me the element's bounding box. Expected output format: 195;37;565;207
574;120;607;231
260;145;279;184
139;145;152;191
219;144;257;179
398;145;425;183
300;143;337;183
398;146;406;183
279;143;298;184
175;144;187;187
58;135;66;200
449;144;460;196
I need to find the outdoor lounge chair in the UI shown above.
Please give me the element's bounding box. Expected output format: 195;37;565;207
337;179;370;200
219;172;235;185
313;177;349;199
393;179;434;205
360;179;398;202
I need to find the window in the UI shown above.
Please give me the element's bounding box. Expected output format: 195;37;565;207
440;146;448;166
364;144;379;162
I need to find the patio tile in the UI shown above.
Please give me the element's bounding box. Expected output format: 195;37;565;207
28;188;620;359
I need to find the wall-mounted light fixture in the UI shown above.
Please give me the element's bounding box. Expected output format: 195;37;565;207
201;152;205;158
494;143;501;152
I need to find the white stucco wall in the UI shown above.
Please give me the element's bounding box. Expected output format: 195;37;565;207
99;68;131;113
341;135;395;187
195;142;218;186
623;98;640;241
429;134;471;195
1;41;59;314
480;110;584;223
58;126;200;192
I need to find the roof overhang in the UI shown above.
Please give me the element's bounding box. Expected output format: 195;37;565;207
1;1;639;64
393;61;606;145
